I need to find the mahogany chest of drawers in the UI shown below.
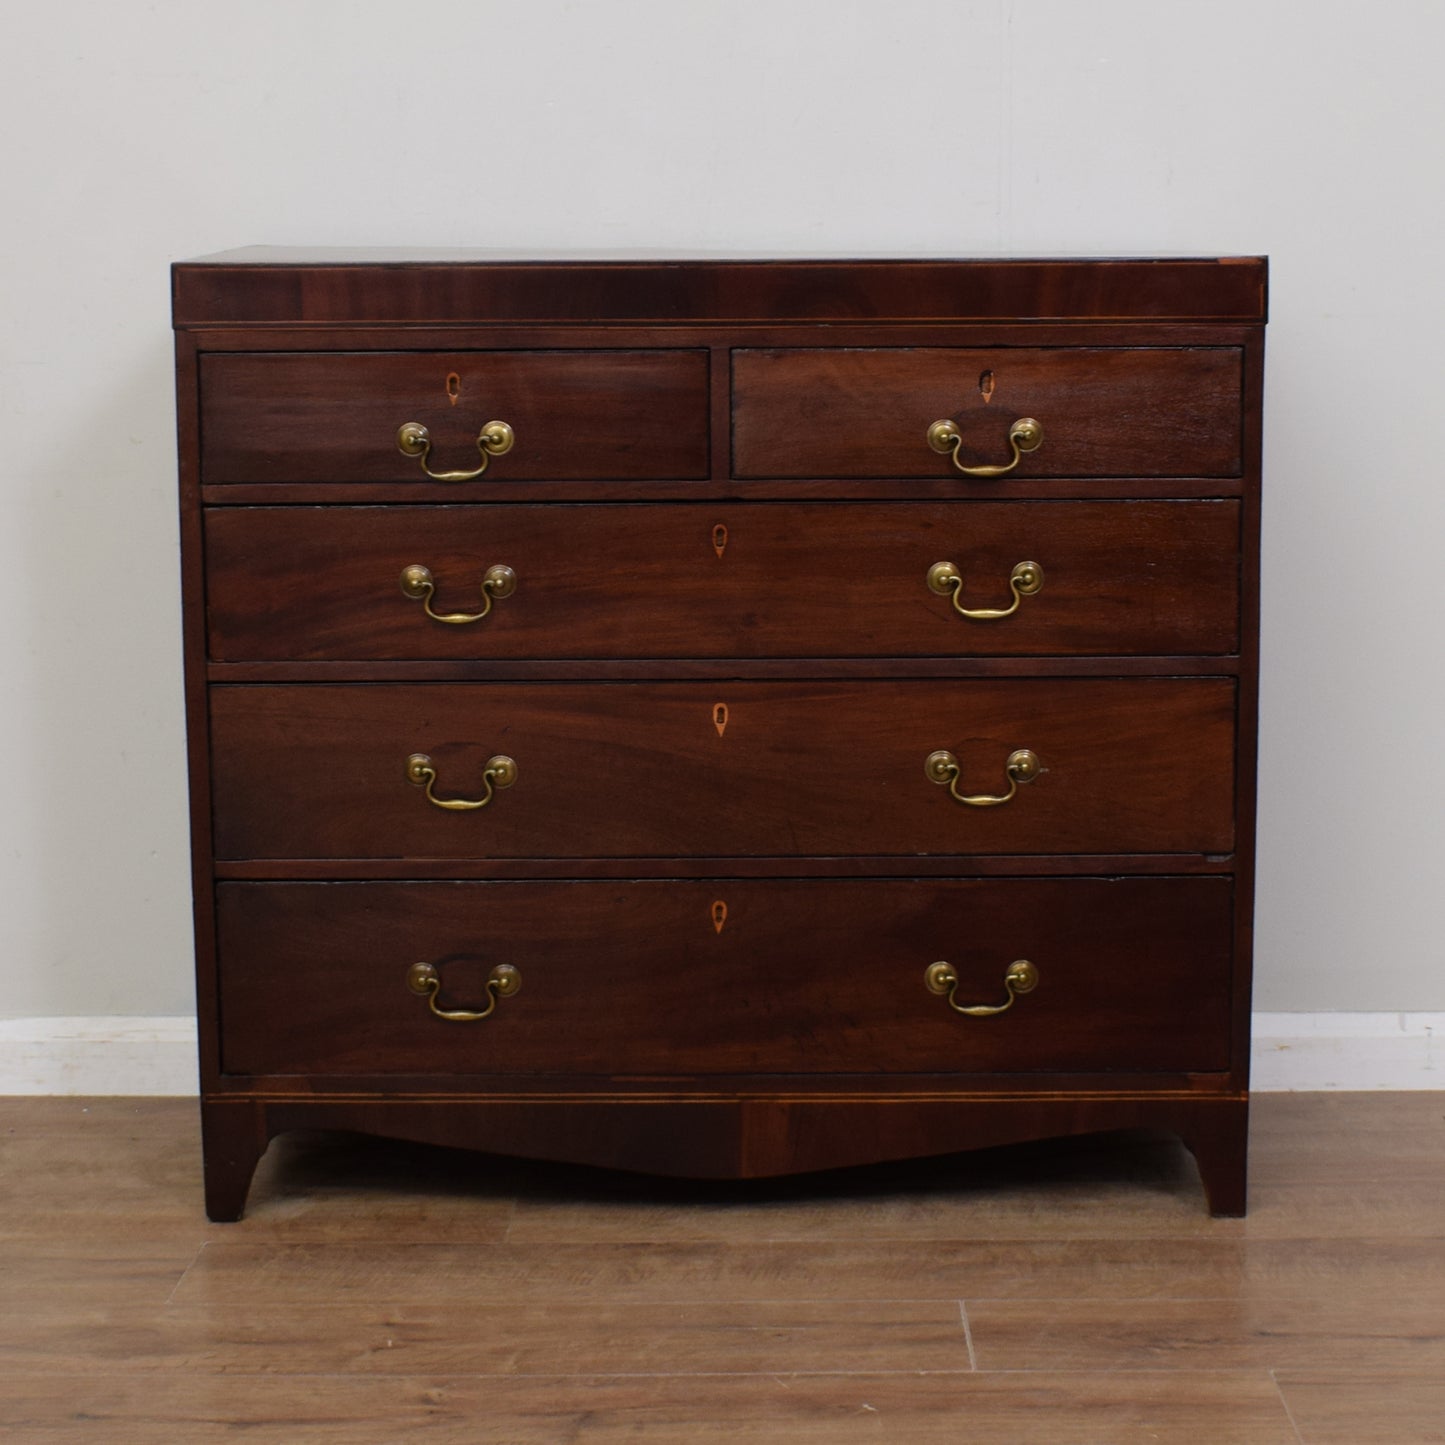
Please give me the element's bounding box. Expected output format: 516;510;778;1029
173;251;1266;1219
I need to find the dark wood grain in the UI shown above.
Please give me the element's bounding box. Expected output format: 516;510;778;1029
171;252;1268;326
198;476;1249;505
195;1093;1249;1218
1178;1103;1250;1217
204;657;1245;683
207;679;1236;860
207;1069;1233;1100
175;254;1262;1219
1229;330;1266;1110
209;853;1234;882
733;347;1243;478
200;350;710;483
214;878;1232;1079
200;1099;269;1223
174;334;223;1092
203;501;1240;662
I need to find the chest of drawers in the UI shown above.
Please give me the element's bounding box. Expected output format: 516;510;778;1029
173;251;1266;1220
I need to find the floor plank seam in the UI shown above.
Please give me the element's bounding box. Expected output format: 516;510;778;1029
958;1300;978;1371
162;1240;209;1306
0;1369;990;1382
1269;1367;1309;1445
496;1194;522;1242
963;1368;1316;1377
0;1368;1297;1381
86;1299;982;1309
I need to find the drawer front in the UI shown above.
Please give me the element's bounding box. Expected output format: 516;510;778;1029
205;501;1240;661
215;878;1234;1077
732;348;1243;479
200;351;710;483
209;680;1235;859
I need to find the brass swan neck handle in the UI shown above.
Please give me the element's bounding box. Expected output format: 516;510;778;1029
927;416;1043;477
400;563;516;624
927;560;1042;620
407;960;521;1021
925;748;1039;808
406;753;517;811
396;420;514;481
925;959;1038;1016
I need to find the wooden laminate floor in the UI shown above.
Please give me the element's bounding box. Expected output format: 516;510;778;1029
1;1095;1442;1443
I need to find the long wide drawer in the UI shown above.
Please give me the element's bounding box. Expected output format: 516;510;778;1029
732;348;1243;478
204;501;1241;660
215;878;1234;1077
208;680;1235;859
200;351;710;483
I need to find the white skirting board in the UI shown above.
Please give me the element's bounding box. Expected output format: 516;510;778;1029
0;1014;1440;1096
0;1018;199;1096
1250;1012;1442;1091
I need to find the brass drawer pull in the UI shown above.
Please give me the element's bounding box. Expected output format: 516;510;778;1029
405;752;517;811
925;747;1039;807
925;958;1038;1016
400;563;517;624
396;420;515;481
927;416;1043;476
927;560;1042;619
407;960;521;1021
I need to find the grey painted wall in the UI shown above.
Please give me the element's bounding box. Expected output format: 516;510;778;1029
2;0;1440;1015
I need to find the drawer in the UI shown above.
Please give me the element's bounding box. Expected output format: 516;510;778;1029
215;878;1234;1077
732;348;1243;479
209;679;1235;859
199;351;710;483
205;501;1240;660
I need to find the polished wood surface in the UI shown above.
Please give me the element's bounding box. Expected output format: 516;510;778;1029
200;350;710;482
171;251;1269;326
176;255;1262;1221
197;1096;1249;1224
1;1093;1437;1442
207;679;1236;859
214;877;1232;1077
204;501;1241;661
732;346;1243;478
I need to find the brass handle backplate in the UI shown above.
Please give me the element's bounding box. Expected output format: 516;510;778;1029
407;960;521;1021
400;563;517;624
927;560;1043;619
925;747;1039;807
406;752;517;811
397;420;515;481
927;416;1043;477
925;958;1038;1016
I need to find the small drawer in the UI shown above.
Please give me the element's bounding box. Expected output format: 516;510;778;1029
731;347;1243;479
204;500;1240;661
199;350;710;483
215;878;1234;1077
208;678;1236;860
